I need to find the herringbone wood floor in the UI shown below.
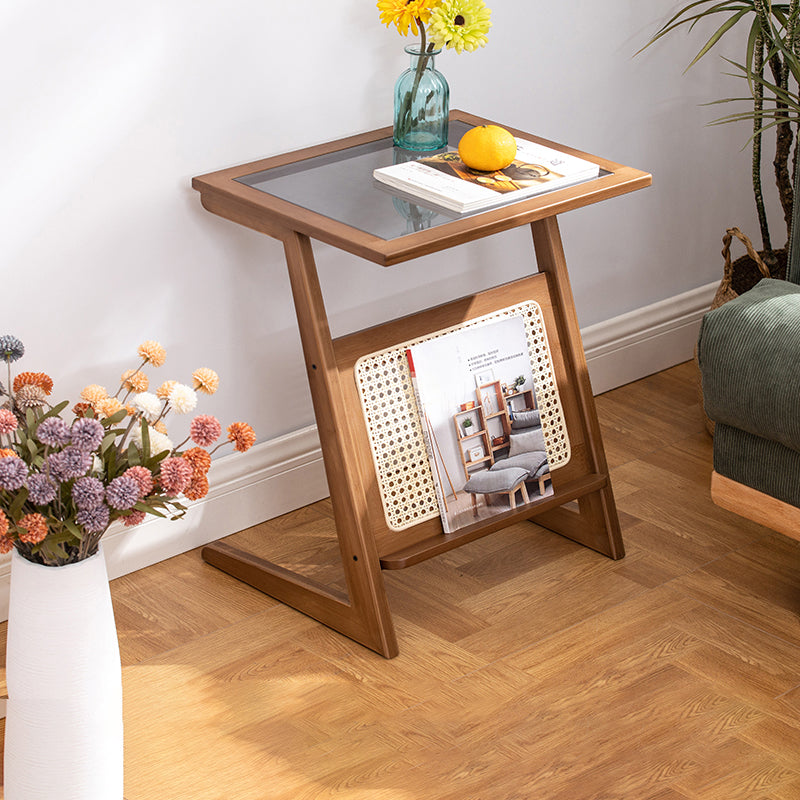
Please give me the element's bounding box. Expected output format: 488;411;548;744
4;362;800;798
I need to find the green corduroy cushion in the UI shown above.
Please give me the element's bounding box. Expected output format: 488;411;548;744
698;278;800;452
713;423;800;507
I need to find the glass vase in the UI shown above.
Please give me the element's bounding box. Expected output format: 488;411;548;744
393;43;449;151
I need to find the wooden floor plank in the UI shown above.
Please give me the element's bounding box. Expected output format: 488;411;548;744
3;362;800;799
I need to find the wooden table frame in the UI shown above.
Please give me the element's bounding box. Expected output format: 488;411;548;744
192;110;651;658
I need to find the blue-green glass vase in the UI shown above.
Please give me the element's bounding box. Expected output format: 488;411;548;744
393;44;449;151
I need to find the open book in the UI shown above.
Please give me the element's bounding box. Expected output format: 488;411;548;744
374;137;601;214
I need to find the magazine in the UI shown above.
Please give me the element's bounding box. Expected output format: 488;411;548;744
374;137;600;214
406;316;553;534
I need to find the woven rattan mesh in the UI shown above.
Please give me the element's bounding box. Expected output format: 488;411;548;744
354;301;570;531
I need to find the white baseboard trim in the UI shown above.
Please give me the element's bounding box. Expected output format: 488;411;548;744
0;426;328;622
0;281;718;622
583;281;717;395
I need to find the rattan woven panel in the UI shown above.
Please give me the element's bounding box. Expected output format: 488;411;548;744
354;301;570;532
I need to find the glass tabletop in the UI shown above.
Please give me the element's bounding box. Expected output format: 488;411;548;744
237;122;479;241
235;120;606;242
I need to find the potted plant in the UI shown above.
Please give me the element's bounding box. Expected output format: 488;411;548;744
641;1;800;292
462;417;474;435
0;335;255;799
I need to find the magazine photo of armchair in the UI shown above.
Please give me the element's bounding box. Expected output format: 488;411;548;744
406;315;554;534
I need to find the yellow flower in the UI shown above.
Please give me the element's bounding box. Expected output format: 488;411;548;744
192;368;219;395
428;0;491;53
377;0;437;36
138;340;166;368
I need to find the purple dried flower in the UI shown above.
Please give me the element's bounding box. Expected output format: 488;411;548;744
37;417;71;448
0;336;24;364
46;452;68;483
72;476;105;510
105;475;140;510
26;473;57;505
70;417;105;452
55;446;91;480
76;503;110;534
0;456;27;490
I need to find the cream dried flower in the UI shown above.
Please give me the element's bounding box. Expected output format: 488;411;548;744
132;392;162;422
15;384;48;410
168;384;197;414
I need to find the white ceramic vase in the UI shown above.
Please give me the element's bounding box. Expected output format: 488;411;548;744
4;545;124;800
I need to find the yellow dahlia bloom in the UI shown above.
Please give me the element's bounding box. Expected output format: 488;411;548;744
138;340;166;368
429;0;491;53
192;367;219;395
377;0;437;37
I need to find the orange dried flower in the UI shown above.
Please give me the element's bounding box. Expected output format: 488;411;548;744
192;368;219;395
99;397;124;418
154;421;168;435
156;380;177;400
183;447;211;477
0;448;16;459
121;369;149;393
184;474;209;501
18;513;48;544
13;372;54;395
138;340;166;367
0;534;14;554
73;401;92;417
81;384;108;406
227;422;256;453
0;509;8;537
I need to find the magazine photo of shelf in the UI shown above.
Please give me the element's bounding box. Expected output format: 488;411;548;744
406;315;554;534
373;137;601;214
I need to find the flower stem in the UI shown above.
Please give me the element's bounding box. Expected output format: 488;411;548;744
396;21;436;144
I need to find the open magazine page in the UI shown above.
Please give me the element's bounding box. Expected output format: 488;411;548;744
407;316;554;534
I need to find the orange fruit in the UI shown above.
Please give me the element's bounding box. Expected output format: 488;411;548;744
458;125;518;172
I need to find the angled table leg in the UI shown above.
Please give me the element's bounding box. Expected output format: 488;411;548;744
528;216;625;560
203;231;399;658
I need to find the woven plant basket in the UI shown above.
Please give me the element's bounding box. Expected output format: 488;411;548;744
711;227;784;310
698;227;785;435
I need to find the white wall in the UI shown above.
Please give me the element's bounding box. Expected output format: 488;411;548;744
1;1;771;502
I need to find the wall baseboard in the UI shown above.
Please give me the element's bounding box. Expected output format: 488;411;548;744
0;281;717;621
583;281;717;395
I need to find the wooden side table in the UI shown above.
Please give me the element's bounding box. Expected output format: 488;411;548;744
192;110;651;658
